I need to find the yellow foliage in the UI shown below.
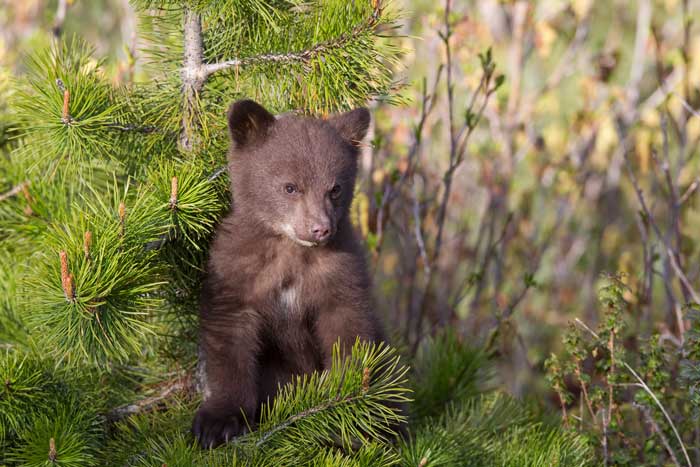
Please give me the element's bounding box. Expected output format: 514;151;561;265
635;129;651;174
579;76;599;104
350;191;370;238
668;93;684;118
591;117;618;170
602;227;621;256
618;251;633;275
682;208;700;239
382;252;398;275
687;113;700;147
556;170;577;196
640;108;660;128
689;36;700;88
372;168;385;185
663;0;679;10
623;287;636;304
535;21;557;58
535;92;561;116
542;122;567;157
679;165;697;187
572;0;593;19
514;129;529;151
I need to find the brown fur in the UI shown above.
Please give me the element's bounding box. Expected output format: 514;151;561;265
192;100;385;447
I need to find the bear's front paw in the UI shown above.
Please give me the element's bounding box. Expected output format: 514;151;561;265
192;406;249;448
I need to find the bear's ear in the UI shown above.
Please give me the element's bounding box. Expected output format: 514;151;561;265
227;100;276;148
328;108;371;146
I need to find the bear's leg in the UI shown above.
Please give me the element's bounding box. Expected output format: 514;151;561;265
193;307;262;448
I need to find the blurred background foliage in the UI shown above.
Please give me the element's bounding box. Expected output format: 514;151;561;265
365;0;700;396
1;0;700;465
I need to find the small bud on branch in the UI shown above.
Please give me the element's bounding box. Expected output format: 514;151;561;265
48;437;57;461
362;367;370;393
84;231;92;260
59;251;75;301
62;89;71;124
169;176;178;210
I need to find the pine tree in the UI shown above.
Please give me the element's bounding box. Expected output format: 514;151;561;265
0;2;591;465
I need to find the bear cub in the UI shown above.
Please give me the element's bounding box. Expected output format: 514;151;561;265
192;100;386;448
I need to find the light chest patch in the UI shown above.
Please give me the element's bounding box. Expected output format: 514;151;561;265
279;282;302;314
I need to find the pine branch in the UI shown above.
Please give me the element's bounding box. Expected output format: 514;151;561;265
105;122;161;134
202;2;383;77
177;1;386;151
254;393;368;448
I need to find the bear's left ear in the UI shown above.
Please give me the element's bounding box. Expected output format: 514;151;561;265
227;99;276;149
328;108;371;146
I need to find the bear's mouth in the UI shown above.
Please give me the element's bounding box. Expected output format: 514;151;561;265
279;224;324;248
294;238;318;247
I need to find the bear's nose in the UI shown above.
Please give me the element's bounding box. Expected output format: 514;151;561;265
311;222;331;243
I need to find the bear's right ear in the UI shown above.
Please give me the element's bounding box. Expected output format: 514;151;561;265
227;100;276;148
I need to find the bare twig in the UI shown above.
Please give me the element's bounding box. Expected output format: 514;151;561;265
636;402;682;467
52;0;69;37
0;181;28;202
207;166;228;182
606;325;616;455
432;0;458;265
409;0;498;350
180;8;206;152
505;1;528;129
679;178;699;205
434;72;496;267
602;406;609;466
627;0;651;103
501;203;565;320
616;120;700;305
108;376;192;421
375;67;444;253
451;210;510;308
625;367;692;467
411;182;430;275
575;363;597;421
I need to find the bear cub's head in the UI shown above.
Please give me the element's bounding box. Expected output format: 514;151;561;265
226;100;370;247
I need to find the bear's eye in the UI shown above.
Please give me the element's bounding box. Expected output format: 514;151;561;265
284;183;298;194
329;184;342;200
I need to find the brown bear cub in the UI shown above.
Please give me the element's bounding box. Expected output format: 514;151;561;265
192;100;386;448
